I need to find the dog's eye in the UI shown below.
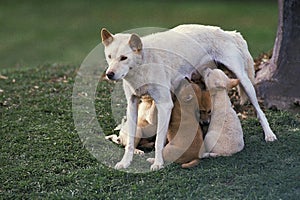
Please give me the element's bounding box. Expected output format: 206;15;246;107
184;94;193;102
108;55;112;59
120;56;128;61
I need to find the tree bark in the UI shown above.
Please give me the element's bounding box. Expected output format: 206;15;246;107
255;0;300;113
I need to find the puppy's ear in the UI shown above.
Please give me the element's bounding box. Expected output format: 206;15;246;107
101;28;114;46
203;68;212;78
184;77;192;83
228;79;240;88
215;79;226;88
129;34;143;52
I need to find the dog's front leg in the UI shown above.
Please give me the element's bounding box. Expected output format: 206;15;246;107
115;95;138;170
151;94;173;171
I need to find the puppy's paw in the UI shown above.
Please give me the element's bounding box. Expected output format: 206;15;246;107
150;162;164;171
134;149;145;155
105;134;120;144
208;153;219;157
105;135;114;140
114;161;130;170
146;158;155;164
201;152;219;158
265;132;277;142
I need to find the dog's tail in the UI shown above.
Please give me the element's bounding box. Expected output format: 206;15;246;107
181;159;200;168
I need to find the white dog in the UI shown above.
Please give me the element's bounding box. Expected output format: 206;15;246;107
101;24;277;170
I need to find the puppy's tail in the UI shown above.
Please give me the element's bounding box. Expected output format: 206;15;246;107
181;159;200;169
237;85;248;105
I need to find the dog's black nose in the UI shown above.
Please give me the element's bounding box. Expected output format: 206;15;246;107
106;71;115;80
203;121;209;126
201;121;210;126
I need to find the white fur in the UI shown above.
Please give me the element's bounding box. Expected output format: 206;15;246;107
102;24;277;170
204;69;244;156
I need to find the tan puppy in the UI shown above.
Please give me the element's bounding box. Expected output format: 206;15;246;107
162;79;211;168
105;95;157;154
204;68;244;156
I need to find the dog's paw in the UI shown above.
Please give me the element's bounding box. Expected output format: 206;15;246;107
134;149;145;155
265;132;277;142
150;162;164;171
146;158;155;164
114;161;130;170
147;158;164;170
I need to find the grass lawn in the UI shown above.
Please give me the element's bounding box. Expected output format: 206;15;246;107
0;64;299;199
1;0;299;199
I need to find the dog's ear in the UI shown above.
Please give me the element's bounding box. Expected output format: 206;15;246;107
101;28;114;46
228;78;240;88
129;34;143;52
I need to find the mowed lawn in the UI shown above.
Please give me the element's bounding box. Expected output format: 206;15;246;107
1;0;300;199
0;0;277;70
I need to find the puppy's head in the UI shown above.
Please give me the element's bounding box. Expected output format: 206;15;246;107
101;28;143;81
204;68;239;91
199;90;211;125
177;79;212;124
177;79;202;108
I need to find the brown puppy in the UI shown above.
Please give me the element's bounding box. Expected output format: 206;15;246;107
162;78;211;168
106;95;157;154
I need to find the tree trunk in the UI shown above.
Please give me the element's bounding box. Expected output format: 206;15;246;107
255;0;300;113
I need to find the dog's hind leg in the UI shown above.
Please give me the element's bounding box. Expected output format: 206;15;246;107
241;78;277;141
228;64;277;142
218;50;277;142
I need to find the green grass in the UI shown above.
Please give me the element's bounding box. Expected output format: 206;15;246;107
0;0;277;70
1;64;299;199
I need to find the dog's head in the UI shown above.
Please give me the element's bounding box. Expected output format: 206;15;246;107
101;28;143;81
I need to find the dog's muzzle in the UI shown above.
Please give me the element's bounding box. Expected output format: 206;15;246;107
106;71;115;80
200;120;210;126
